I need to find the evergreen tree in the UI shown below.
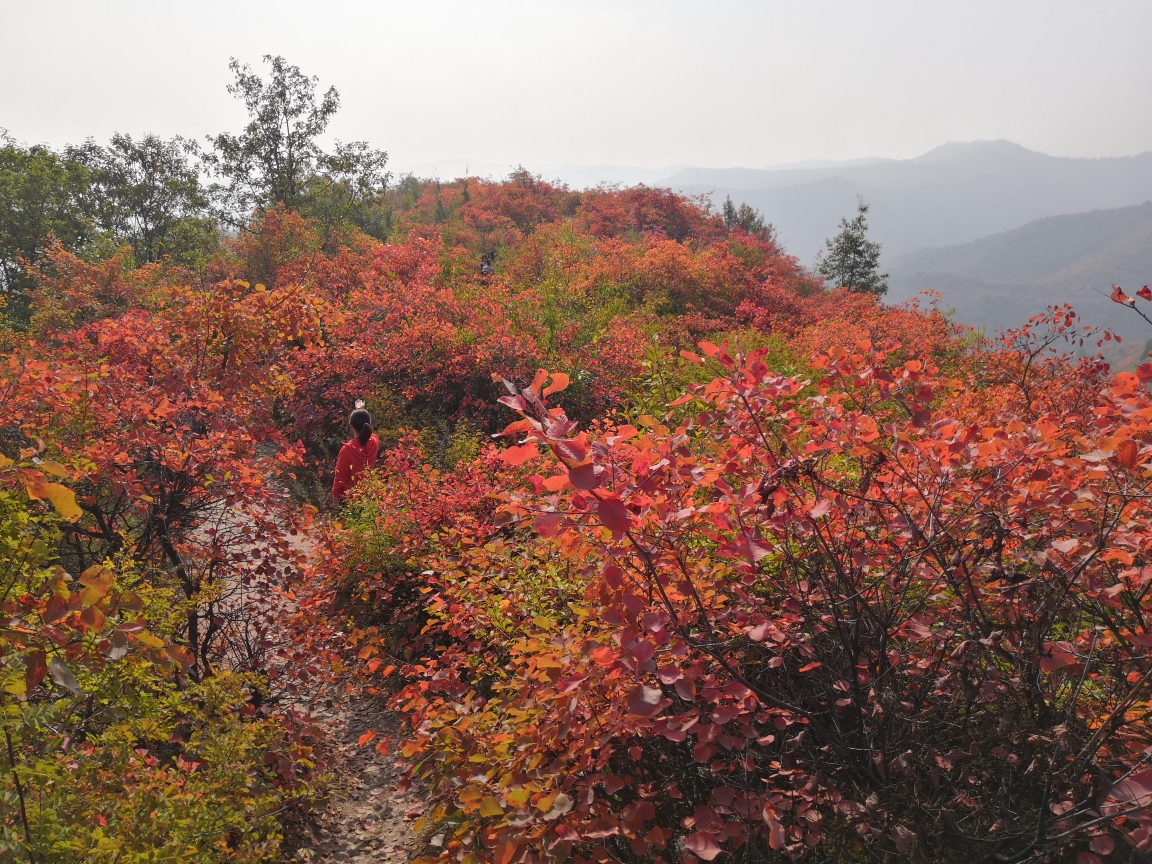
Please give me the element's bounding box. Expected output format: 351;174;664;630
818;197;888;296
721;195;776;242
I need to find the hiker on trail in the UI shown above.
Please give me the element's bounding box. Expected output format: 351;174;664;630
332;404;379;502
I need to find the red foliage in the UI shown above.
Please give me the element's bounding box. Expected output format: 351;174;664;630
338;303;1152;862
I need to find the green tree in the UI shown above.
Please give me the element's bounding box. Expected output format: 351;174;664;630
305;140;392;241
205;55;339;218
205;55;389;234
71;133;217;266
721;194;776;242
0;133;97;323
818;196;888;295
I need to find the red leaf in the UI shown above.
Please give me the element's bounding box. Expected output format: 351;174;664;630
1107;769;1152;803
627;685;664;717
358;731;376;746
568;462;603;490
1111;284;1133;305
555;824;581;842
24;649;47;692
529;369;549;396
534;512;563;538
597;495;632;533
497;419;534;437
494;840;518;864
698;341;720;358
1039;642;1076;673
1090;835;1115;855
798;662;822;673
1138;285;1152;301
892;825;916;855
747;621;770;642
684;831;721;861
762;809;786;850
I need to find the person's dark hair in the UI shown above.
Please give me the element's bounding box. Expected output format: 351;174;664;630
349;408;372;446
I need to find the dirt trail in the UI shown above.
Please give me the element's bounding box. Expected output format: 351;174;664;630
288;694;426;863
273;506;429;863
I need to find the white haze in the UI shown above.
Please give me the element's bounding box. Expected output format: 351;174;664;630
1;0;1150;177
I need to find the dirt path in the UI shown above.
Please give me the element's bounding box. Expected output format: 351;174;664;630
271;507;430;863
288;693;427;863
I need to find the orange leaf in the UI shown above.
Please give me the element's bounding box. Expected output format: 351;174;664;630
499;442;539;466
358;731;377;747
542;372;570;396
1116;438;1140;470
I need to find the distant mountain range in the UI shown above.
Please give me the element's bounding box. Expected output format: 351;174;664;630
887;202;1152;363
667;141;1152;260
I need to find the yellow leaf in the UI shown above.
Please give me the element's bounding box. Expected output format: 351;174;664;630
43;483;82;522
79;566;114;604
4;678;27;696
0;454;13;470
459;785;484;808
506;788;531;805
531;616;554;631
479;796;505;817
40;460;69;478
135;632;164;649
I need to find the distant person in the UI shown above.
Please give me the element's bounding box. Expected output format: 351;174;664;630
479;252;495;277
332;403;379;502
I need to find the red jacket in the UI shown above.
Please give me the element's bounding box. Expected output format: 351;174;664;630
332;433;379;501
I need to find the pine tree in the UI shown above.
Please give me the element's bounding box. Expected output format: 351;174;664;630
818;197;888;296
721;195;776;242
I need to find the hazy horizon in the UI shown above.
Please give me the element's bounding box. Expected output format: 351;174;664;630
3;1;1151;174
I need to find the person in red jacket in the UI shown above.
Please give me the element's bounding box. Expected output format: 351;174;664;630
332;405;379;502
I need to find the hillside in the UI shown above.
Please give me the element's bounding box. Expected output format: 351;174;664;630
886;202;1152;361
666;140;1152;261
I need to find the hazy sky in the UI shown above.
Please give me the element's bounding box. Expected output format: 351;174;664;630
3;0;1151;174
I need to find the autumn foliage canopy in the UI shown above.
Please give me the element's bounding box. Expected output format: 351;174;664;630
4;168;1152;864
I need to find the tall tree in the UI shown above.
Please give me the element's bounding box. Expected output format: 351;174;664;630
0;133;98;324
818;196;888;295
205;55;390;234
206;55;339;216
71;133;216;266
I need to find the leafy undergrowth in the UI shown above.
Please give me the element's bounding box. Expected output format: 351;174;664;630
328;311;1152;863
